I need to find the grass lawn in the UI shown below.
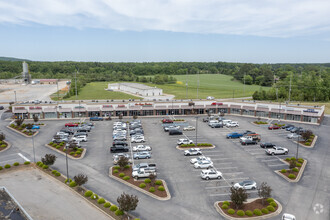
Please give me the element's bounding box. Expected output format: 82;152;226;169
143;74;269;99
290;101;330;114
63;82;140;100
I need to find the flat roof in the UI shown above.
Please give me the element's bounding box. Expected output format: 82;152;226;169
109;83;161;91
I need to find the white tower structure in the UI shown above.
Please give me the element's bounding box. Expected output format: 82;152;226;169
22;61;31;83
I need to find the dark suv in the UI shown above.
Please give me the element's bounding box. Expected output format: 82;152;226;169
112;141;128;147
260;142;276;148
110;145;129;153
169;129;183;135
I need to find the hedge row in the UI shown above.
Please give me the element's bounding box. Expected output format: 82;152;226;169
225;199;277;216
180;143;213;147
254;121;268;124
0;161;31;170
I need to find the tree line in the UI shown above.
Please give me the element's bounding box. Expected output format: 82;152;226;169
0;60;329;101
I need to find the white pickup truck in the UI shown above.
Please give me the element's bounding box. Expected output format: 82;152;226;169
266;146;289;155
132;168;157;179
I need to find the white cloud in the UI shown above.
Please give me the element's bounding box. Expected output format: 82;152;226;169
0;0;330;37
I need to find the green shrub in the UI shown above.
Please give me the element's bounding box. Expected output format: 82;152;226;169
307;138;312;142
223;201;230;206
296;163;302;167
292;168;299;172
84;190;93;197
55;146;60;150
70;152;75;155
123;176;130;180
1;144;6;148
155;180;162;185
267;205;275;212
267;198;274;203
69;181;77;187
59;142;64;146
4;164;11;169
74;154;78;157
285;158;291;162
55;171;61;176
36;161;41;166
237;210;245;216
305;142;311;146
281;169;287;173
42;165;48;169
13;162;19;166
49;142;54;145
253;209;262;216
227;209;235;215
139;183;146;188
104;202;111;208
291;157;296;161
144;178;151;183
63;148;66;152
221;204;228;209
0;166;3;170
158;186;165;191
91;194;99;200
115;209;124;216
113;169;119;174
124;164;130;169
262;208;269;214
0;141;2;145
298;158;304;163
288;174;296;179
119;173;125;178
113;166;120;169
149;187;155;192
97;198;105;204
52;143;57;147
38;162;44;167
52;170;57;174
76;150;82;154
245;210;253;216
270;201;277;207
24;161;30;165
65;178;72;183
110;205;118;212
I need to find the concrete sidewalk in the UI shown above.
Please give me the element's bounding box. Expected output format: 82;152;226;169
0;167;111;220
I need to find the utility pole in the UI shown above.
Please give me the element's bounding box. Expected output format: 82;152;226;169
197;71;200;99
243;73;246;97
57;79;59;101
195;116;198;147
32;132;36;163
75;70;78;100
14;91;17;103
186;70;188;99
288;73;292;102
296;136;299;159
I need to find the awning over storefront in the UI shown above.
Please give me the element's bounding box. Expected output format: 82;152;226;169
242;106;256;111
14;109;27;114
155;105;167;110
72;108;86;112
230;104;241;109
43;108;57;113
58;108;72;113
29;109;42;113
87;107;101;111
256;107;269;112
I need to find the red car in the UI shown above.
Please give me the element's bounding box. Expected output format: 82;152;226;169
65;123;79;127
268;124;280;130
211;102;223;106
162;119;173;123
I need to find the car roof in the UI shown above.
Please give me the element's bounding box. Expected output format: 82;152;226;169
240;180;255;184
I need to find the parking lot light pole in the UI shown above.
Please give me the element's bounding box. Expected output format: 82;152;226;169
296;136;299;159
65;145;69;181
195;116;198;147
32;132;36;163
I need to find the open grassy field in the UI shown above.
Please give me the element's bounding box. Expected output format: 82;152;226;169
63;82;140;100
143;74;269;99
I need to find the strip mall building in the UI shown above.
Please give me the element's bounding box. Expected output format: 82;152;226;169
12;100;324;124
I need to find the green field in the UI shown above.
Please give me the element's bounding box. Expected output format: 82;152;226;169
143;74;269;99
64;82;140;100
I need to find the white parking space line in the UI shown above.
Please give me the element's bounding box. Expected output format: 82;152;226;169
268;164;287;167
215;167;238;170
222;172;244;175
209;193;231;197
250;152;266;155
18;153;30;162
201;177;249;183
206;185;231;189
261;159;278;162
212;162;232;165
245;149;265;152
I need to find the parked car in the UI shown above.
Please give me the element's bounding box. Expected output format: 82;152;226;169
241;139;257;145
287;133;302;139
72;136;87;142
190;156;211;164
133;163;156;172
242;130;256;135
162;119;173;123
184;148;202;156
60;129;75;135
169;130;183;135
112;141;128;147
76;127;91;133
132;168;156;179
268;124;281;130
266;146;289;155
177;139;194;145
52;137;69;143
131;136;145;143
0;106;4;110
260;142;276;148
193;160;213;169
282;124;293;129
132;145;152;152
183;126;195;131
164;125;180;132
114;136;127;141
286;126;296;131
226;121;239;128
110;145;129;153
113;153;132;165
240;134;261;142
90;117;103;121
210;123;223;128
282;213;296;220
234;180;257;190
206;96;214;100
200;169;222;180
31;125;40;129
56;132;69;137
133;151;151;159
65;123;79;127
222;120;232;126
74;132;88;137
290;127;302;133
202;118;209;122
226;132;243;139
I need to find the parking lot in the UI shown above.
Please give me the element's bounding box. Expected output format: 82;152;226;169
0;111;329;220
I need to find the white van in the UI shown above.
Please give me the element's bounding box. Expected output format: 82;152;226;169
208;120;218;126
222;120;232;126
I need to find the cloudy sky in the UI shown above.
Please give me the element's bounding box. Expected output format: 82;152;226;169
1;0;330;63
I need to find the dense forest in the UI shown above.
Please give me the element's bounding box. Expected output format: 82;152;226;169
0;61;329;101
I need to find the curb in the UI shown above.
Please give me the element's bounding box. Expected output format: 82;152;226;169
275;159;308;183
176;145;215;150
0;140;12;153
293;135;318;148
214;198;282;220
44;144;86;160
6;125;39;138
108;167;171;201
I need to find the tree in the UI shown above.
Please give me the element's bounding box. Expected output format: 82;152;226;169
0;132;5;141
244;75;253;85
41;154;57;166
301;130;313;142
230;187;248;209
149;173;156;186
117;156;129;170
119;114;123;121
33;115;39;123
15;118;24;126
25;123;33;130
133;115;138;120
289;160;296;169
73;173;88;186
117;192;139;218
257;182;272;205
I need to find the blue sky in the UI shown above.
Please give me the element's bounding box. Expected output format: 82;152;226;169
1;0;330;63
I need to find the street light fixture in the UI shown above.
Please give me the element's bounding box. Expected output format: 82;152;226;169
195;116;198;147
296;136;299;159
